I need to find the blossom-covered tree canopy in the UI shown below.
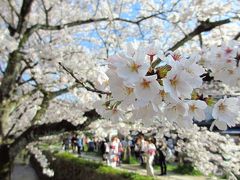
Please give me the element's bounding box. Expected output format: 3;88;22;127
0;0;240;179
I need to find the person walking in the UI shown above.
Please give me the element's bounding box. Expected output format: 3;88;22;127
101;138;110;164
145;138;156;177
77;135;83;156
109;136;119;167
157;139;167;175
71;133;77;153
62;135;70;151
138;135;147;166
117;137;123;166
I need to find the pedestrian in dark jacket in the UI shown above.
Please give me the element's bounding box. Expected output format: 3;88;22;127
157;139;167;175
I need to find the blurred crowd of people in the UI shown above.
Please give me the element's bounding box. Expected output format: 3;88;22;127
62;133;98;155
62;133;175;177
131;135;169;176
100;134;174;177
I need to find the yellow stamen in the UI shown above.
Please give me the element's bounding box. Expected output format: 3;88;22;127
219;103;226;111
190;104;197;112
125;87;134;95
170;75;178;88
172;53;181;61
140;79;151;89
228;69;234;75
129;62;141;72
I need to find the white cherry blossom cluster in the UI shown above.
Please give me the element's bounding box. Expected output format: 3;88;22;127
201;41;240;87
89;119;134;138
26;143;54;177
149;122;240;179
94;41;240;130
0;29;18;54
175;126;240;179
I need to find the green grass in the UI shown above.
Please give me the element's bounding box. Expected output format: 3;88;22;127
167;164;178;171
153;163;177;172
38;143;49;150
173;164;203;176
55;152;100;169
39;143;203;177
122;156;139;164
153;163;202;176
54;152;154;180
96;166;152;180
122;156;201;176
83;144;88;152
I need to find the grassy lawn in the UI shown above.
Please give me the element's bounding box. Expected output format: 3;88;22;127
122;155;202;176
154;163;203;176
54;152;154;180
38;143;203;177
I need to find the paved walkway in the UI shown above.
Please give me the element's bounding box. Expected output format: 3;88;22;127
11;152;39;180
11;163;39;180
11;149;217;180
78;152;218;180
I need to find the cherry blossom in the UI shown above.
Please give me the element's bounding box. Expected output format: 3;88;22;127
134;75;161;105
114;46;149;85
211;97;239;130
187;100;207;121
164;99;189;124
163;69;193;100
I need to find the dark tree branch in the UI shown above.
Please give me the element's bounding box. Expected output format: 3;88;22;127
48;84;80;99
29;83;80;125
16;60;38;85
3;123;16;141
18;13;168;48
168;19;231;51
234;32;240;40
199;33;203;48
0;51;23;102
7;0;20;18
0;13;10;25
14;0;35;36
18;77;35;86
135;11;165;24
59;62;111;95
9;109;100;159
41;0;52;26
6;106;29;139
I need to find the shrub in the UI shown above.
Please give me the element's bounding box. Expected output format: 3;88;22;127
173;164;203;176
33;151;154;180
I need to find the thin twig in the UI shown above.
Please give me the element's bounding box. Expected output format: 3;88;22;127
58;62;111;95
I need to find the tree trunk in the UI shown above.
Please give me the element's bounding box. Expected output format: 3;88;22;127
0;110;99;180
0;51;22;140
0;144;11;180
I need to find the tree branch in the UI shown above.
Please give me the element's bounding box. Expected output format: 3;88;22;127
14;0;35;36
18;14;166;48
40;0;52;26
168;19;231;51
9;109;100;160
16;60;38;85
59;62;111;95
7;0;20;18
234;32;240;40
30;83;80;124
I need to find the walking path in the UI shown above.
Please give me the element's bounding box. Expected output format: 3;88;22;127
11;163;39;180
78;152;218;180
11;149;218;180
11;153;38;180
